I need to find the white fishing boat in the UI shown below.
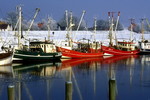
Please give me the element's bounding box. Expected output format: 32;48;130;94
138;18;150;54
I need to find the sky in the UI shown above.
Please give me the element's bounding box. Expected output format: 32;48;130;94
0;0;150;27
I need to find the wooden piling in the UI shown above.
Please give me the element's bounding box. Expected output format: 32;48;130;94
7;85;15;100
109;79;116;100
65;81;72;100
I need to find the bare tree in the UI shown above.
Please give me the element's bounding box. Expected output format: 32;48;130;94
58;13;86;30
5;11;18;29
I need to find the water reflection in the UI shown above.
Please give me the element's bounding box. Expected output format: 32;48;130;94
1;55;150;100
0;65;13;78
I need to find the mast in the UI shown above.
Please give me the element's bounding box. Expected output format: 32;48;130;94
129;18;135;42
47;16;51;41
73;10;86;41
77;10;86;31
93;17;97;42
108;12;115;46
65;10;69;30
25;8;40;39
65;10;70;45
140;18;145;42
17;6;22;49
27;8;40;32
114;12;120;46
146;18;150;28
68;11;74;47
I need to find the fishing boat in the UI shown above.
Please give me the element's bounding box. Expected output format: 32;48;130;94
57;39;103;58
13;6;61;62
56;11;103;58
138;18;150;54
101;12;139;56
14;39;62;62
0;31;14;65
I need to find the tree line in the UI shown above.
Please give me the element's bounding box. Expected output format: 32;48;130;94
2;11;150;33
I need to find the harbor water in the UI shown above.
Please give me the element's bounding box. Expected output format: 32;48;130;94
0;55;150;100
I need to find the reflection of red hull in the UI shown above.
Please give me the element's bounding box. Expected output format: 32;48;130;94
56;46;103;58
59;57;103;69
102;55;139;64
101;45;140;56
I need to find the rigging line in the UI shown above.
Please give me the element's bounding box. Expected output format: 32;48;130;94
23;83;33;100
72;70;83;100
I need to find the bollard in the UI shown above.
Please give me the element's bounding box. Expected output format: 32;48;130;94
109;79;116;100
7;85;15;100
65;81;72;100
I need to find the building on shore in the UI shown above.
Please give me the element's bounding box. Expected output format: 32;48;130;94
0;21;12;31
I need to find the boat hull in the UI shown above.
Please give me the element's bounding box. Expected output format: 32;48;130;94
138;50;150;55
0;52;13;66
56;46;103;58
101;45;140;56
13;50;62;62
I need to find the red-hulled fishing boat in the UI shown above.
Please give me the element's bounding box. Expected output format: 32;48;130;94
56;40;103;58
102;12;139;56
56;11;103;58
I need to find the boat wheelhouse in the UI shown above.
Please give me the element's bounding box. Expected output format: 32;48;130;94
117;41;137;51
29;40;57;53
139;40;150;54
